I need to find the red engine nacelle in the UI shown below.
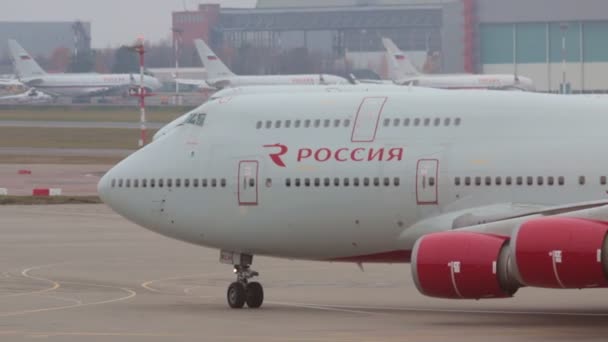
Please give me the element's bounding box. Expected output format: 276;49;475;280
411;232;515;299
513;217;608;289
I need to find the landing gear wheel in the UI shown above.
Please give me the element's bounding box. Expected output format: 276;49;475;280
246;281;264;308
227;282;246;309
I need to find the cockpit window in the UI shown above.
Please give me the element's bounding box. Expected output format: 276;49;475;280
185;113;207;127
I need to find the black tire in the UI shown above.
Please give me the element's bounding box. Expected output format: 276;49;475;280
246;281;264;309
227;282;246;309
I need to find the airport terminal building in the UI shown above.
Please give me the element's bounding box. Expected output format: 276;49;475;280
173;0;608;93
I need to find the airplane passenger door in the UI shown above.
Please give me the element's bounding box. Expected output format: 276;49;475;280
238;160;259;206
351;97;387;142
416;159;439;205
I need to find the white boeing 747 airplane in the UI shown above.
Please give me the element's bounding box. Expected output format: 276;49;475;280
8;40;161;98
382;38;535;91
177;39;349;89
100;89;608;309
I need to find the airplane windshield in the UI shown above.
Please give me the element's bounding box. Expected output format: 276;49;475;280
184;112;206;127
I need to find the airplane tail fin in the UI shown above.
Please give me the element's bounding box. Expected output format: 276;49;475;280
194;39;235;80
381;37;420;80
8;40;46;79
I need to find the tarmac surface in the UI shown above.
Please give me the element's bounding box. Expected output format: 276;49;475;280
0;120;165;129
1;205;608;341
0;164;109;195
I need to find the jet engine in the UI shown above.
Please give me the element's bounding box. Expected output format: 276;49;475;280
411;217;608;299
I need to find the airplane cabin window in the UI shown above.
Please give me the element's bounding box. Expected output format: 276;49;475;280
434;118;441;126
537;177;543;186
428;177;435;187
454;177;461;186
344;178;350;187
125;179;131;188
221;179;227;188
506;176;512;186
285;120;291;128
304;119;311;128
383;177;390;186
176;179;181;188
334;119;341;127
142;179;147;188
334;178;340;186
601;176;607;185
167;179;172;187
424;118;430;126
373;177;380;187
275;120;281;128
324;119;330;128
363;177;370;187
150;179;156;188
354;178;360;187
485;176;491;186
527;176;533;186
475;177;481;186
579;176;586;185
516;176;523;186
111;179;116;188
404;118;410;126
314;178;320;187
465;177;471;186
384;118;390;127
455;118;462;126
247;178;254;187
202;179;207;187
256;121;262;129
444;118;451;126
265;178;272;188
185;179;190;188
285;178;291;187
193;179;199;187
134;179;139;188
344;119;351;127
547;176;554;186
324;177;330;187
212;179;217;187
265;121;272;129
394;177;400;186
305;178;311;187
295;120;301;128
393;118;400;126
314;119;320;128
118;179;123;188
295;178;301;187
158;179;163;188
414;118;420;126
558;176;565;186
495;177;502;186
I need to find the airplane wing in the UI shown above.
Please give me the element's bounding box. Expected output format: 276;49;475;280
175;78;217;90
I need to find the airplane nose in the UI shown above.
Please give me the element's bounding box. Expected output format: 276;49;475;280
97;168;112;203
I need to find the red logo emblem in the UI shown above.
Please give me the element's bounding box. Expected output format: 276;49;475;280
264;144;288;167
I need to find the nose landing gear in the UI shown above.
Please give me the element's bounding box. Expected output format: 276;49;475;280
222;251;264;309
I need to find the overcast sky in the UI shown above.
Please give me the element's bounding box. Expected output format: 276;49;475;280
0;0;256;48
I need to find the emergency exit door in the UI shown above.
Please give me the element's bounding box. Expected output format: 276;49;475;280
238;160;258;206
351;97;387;142
416;159;439;205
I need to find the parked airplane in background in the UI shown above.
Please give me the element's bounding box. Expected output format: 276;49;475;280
0;88;52;104
101;89;608;309
382;38;535;91
152;84;441;141
185;39;349;89
8;40;162;98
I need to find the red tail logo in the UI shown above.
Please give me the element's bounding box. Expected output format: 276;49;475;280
263;144;288;167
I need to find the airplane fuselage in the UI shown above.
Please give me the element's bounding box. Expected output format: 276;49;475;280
22;73;161;97
99;91;608;263
208;74;348;88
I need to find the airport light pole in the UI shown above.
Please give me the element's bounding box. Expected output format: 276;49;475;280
172;27;183;105
560;22;569;94
127;38;153;148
